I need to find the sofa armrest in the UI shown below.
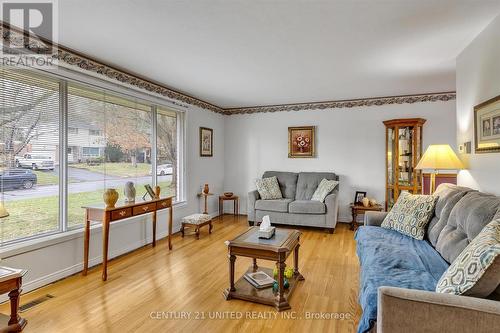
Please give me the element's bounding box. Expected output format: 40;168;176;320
364;211;388;227
325;189;339;230
377;286;500;333
247;190;260;222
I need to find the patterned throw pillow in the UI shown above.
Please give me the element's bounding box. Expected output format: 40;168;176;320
255;176;283;200
311;178;339;202
381;191;438;240
436;219;500;297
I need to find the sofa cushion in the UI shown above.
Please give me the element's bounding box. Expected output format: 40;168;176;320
289;200;326;214
255;199;292;213
262;171;298;199
311;178;339;202
355;226;449;333
426;184;474;246
436;218;500;297
255;176;282;200
295;172;337;200
381;192;438;240
436;191;500;263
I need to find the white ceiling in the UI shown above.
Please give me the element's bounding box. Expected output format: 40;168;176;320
57;0;500;108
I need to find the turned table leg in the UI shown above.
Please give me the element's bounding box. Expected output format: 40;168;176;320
350;207;357;230
252;258;258;272
229;254;236;292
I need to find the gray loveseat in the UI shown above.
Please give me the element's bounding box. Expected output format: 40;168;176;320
247;171;339;233
356;183;500;333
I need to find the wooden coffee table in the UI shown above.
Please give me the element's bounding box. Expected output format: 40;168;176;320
223;227;304;311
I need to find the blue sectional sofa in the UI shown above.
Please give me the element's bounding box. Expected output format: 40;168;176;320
355;184;500;333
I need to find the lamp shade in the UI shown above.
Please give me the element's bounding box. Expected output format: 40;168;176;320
415;144;464;170
0;202;9;218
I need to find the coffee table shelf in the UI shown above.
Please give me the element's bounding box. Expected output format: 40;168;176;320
226;266;301;309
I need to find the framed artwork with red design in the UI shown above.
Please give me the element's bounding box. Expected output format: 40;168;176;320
288;126;315;158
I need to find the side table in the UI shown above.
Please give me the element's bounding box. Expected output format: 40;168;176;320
219;195;239;216
197;192;214;215
0;270;27;332
350;203;384;231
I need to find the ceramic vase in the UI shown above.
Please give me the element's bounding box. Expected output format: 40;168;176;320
369;198;378;207
203;183;209;194
154;185;161;198
124;182;136;202
362;197;370;208
103;188;119;208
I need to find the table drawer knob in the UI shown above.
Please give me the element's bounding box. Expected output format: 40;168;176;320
161;202;167;206
143;206;149;211
119;210;127;216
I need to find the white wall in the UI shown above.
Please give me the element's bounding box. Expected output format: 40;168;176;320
224;101;456;222
456;14;500;194
1;105;225;294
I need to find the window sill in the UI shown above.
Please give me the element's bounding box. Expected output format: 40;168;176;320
0;200;186;259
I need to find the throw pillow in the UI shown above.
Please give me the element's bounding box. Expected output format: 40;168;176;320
381;191;438;240
255;176;283;200
436;219;500;297
311;178;339;202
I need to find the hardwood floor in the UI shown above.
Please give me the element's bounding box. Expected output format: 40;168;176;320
0;215;362;333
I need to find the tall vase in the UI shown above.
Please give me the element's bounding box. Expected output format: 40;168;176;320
103;188;119;208
154;185;161;198
203;183;209;194
124;182;136;202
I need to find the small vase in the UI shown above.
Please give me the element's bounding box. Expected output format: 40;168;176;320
203;183;209;194
154;185;161;198
103;188;119;208
369;198;378;207
124;182;136;202
362;197;370;208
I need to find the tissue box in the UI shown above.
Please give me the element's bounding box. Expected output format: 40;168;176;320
258;226;276;239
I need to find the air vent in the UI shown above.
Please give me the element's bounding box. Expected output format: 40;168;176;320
19;294;55;312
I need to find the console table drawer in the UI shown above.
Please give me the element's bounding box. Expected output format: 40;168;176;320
111;208;132;221
133;203;156;215
157;199;171;209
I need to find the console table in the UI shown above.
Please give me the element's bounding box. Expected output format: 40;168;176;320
82;196;173;281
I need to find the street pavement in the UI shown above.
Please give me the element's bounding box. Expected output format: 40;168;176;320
3;169;172;202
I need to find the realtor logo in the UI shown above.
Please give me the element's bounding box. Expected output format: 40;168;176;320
1;0;58;55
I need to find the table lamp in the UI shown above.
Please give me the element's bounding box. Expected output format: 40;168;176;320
415;144;464;193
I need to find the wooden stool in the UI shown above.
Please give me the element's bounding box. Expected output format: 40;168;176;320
181;214;213;239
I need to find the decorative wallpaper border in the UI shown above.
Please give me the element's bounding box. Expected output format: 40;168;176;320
222;92;456;115
1;22;456;116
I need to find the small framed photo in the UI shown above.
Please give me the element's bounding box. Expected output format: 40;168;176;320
144;184;156;200
200;127;213;157
474;94;500;153
354;191;367;204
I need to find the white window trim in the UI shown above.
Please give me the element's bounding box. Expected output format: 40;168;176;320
1;65;187;246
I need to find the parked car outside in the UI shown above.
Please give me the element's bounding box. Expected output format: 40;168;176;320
0;169;38;190
150;163;173;176
15;154;55;170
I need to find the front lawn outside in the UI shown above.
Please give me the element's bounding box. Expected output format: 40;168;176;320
71;162;151;178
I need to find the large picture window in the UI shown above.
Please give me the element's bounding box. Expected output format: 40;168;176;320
0;68;182;244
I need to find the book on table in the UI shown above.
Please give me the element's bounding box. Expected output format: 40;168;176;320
244;271;275;289
0;266;25;283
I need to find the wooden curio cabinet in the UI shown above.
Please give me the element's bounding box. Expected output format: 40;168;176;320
384;118;426;210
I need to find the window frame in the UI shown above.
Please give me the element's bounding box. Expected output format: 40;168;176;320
0;67;186;246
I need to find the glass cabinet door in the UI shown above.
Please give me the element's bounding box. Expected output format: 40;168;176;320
397;126;413;187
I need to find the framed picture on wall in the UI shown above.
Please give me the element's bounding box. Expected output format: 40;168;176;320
474;94;500;153
200;127;213;157
288;126;315;158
